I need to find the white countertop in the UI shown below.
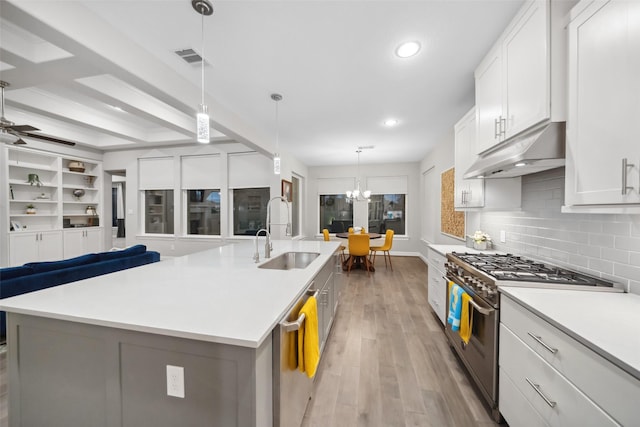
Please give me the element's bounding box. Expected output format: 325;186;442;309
428;244;498;256
0;240;340;348
500;287;640;381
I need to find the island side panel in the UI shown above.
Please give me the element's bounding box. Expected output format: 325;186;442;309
7;313;272;427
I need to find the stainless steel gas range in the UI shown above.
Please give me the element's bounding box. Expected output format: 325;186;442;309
443;252;622;421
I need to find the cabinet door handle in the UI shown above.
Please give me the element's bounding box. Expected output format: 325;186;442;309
525;377;556;408
494;117;500;139
527;332;558;354
622;158;635;195
500;116;507;137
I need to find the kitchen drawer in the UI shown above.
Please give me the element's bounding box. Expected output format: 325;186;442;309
501;295;639;426
427;272;446;326
427;248;446;267
500;325;619;427
499;366;550;427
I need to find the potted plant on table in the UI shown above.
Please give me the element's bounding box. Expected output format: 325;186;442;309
25;204;37;214
473;230;491;250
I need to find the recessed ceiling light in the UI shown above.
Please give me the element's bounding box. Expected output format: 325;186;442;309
384;119;398;127
395;41;421;58
109;105;124;112
515;162;527;167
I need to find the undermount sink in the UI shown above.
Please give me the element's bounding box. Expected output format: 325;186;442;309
258;251;320;270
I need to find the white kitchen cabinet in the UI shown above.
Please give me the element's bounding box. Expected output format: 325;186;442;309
63;228;103;258
427;248;447;325
475;0;572;154
564;0;640;209
500;295;639;426
455;108;485;208
9;230;63;266
454;107;522;210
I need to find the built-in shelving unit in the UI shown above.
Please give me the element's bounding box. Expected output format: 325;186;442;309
4;146;103;266
8;148;60;231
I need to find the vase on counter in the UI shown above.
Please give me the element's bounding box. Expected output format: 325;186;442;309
473;240;488;250
25;205;37;214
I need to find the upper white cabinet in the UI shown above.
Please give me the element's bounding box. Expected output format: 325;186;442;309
475;0;573;154
455;107;522;210
455;108;485;208
564;0;640;209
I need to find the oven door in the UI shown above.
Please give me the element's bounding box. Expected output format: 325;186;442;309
444;276;498;410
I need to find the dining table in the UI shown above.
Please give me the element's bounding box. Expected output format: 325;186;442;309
336;232;382;271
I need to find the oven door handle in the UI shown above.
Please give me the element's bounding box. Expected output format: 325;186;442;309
467;297;494;316
443;276;494;316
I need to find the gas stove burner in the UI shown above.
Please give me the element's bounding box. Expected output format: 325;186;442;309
449;251;616;288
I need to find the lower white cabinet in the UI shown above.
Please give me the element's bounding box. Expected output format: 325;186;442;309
500;295;639;426
9;230;63;266
63;228;103;258
427;248;447;325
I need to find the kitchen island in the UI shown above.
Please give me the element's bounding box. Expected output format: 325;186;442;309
0;239;340;427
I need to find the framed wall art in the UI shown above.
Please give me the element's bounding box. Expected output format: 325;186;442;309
281;179;292;202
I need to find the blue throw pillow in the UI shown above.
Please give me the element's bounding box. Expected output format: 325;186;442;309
25;253;100;274
0;266;34;280
98;244;147;261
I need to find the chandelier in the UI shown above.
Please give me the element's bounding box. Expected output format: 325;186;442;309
346;148;371;203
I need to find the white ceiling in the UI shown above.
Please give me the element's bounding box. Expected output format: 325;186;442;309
0;0;523;166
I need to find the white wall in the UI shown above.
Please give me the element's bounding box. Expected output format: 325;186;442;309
307;162;422;255
480;168;640;295
417;129;480;261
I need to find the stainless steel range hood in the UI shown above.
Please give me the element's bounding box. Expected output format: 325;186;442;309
464;122;566;179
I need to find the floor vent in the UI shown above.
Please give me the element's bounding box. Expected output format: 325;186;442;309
175;48;202;64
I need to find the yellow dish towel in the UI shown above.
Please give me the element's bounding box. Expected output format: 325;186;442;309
297;296;320;378
459;292;473;344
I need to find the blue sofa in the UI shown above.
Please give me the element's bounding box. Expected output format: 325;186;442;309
0;244;160;341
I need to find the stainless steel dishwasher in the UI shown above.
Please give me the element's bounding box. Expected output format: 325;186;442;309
273;283;318;427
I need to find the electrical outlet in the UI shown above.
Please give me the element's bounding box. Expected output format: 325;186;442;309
166;365;185;398
500;230;506;243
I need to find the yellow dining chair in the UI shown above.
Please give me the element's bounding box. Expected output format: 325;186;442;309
370;229;394;271
347;233;371;277
323;228;346;263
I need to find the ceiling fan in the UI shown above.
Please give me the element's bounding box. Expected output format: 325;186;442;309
0;80;76;146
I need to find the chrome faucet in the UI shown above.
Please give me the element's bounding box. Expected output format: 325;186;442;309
264;196;292;257
254;228;270;263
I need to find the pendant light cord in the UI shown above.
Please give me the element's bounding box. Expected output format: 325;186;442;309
275;99;279;153
201;9;205;106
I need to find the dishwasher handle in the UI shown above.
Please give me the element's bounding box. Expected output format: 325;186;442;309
281;288;319;332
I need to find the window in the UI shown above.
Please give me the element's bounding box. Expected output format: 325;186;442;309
368;194;405;235
144;190;174;234
186;189;220;235
233;187;270;236
319;194;353;233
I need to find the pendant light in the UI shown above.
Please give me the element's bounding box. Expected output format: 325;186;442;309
346;148;371;203
192;0;213;143
271;93;283;174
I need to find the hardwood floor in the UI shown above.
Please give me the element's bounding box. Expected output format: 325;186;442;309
302;256;500;427
0;256;500;427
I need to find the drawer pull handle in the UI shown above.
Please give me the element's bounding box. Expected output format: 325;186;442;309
525;377;556;408
527;332;558;354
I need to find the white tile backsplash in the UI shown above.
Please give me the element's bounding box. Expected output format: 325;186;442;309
480;168;640;294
